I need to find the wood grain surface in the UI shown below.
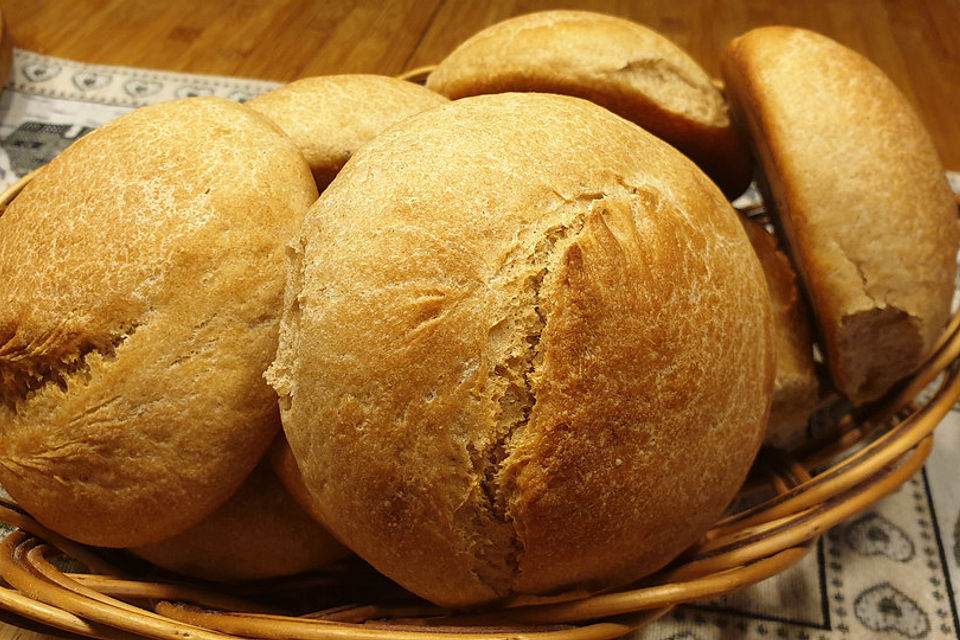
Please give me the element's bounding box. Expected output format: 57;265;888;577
2;0;958;169
0;1;956;639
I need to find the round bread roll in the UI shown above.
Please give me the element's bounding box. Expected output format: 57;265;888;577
247;75;448;190
131;452;350;582
425;10;753;199
268;433;328;525
740;215;819;449
722;27;959;406
0;97;318;547
267;92;775;608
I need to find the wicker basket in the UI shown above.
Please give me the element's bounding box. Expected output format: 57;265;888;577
0;172;958;640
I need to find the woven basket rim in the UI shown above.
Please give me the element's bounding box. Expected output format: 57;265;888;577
0;170;958;640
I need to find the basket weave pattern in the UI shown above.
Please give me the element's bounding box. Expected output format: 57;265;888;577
0;176;958;640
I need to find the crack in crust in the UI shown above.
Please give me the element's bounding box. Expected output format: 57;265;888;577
268;237;309;416
469;205;590;591
614;57;727;125
0;322;141;410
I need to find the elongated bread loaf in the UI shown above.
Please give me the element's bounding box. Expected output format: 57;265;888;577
426;10;753;198
267;92;775;608
0;97;318;547
722;27;958;405
248;75;448;191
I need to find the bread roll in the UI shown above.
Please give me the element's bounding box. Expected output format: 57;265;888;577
722;27;958;405
740;216;819;449
131;453;349;582
425;10;753;198
247;75;448;190
268;434;327;525
0;97;318;547
267;92;775;608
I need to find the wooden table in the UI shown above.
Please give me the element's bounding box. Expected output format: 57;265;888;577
0;1;956;639
3;0;958;171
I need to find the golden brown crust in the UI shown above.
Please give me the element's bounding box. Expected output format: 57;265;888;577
722;27;959;405
131;453;349;582
425;10;753;199
740;216;819;449
0;97;318;547
267;92;775;608
268;434;329;526
247;75;448;191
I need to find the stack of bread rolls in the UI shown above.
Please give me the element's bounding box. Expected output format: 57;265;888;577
0;10;954;610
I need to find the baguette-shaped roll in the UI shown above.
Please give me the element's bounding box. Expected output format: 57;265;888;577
0;97;318;547
722;27;958;405
426;10;753;198
247;75;448;191
267;92;775;608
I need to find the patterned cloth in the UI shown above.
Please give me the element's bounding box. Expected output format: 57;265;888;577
647;452;960;639
0;49;280;186
0;48;957;640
